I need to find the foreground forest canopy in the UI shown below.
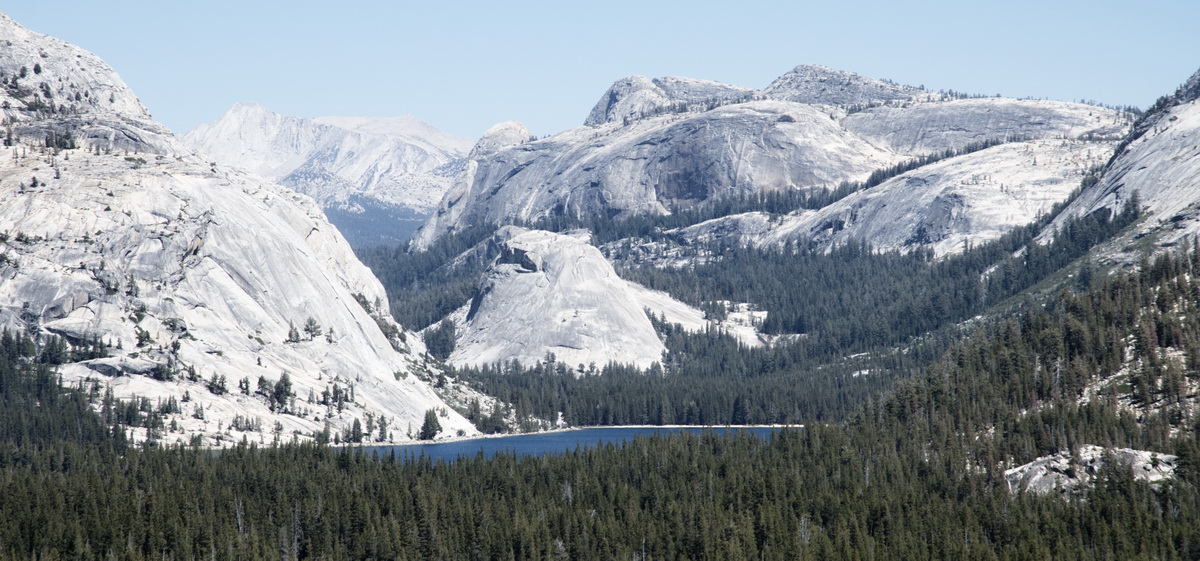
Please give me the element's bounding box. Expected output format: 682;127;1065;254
4;244;1200;559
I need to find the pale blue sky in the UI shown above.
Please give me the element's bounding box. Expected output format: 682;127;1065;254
6;1;1199;140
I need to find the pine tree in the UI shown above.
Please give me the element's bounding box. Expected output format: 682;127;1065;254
419;409;441;440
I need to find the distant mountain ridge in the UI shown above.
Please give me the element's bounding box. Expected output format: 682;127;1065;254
184;102;471;246
413;65;1128;252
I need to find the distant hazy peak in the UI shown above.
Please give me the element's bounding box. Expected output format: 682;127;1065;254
312;115;470;150
762;64;922;106
584;75;753;126
227;100;270;114
182;101;472;231
206;101;304;130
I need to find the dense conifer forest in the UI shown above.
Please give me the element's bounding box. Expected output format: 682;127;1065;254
7;240;1200;556
3;242;1200;558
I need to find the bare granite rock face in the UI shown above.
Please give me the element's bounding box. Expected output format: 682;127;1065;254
761;139;1113;256
431;226;769;370
1037;67;1200;257
413;99;899;249
842;98;1126;155
584;75;754;126
0;13;178;156
761;64;924;106
0;13;474;446
444;228;668;369
1005;445;1177;496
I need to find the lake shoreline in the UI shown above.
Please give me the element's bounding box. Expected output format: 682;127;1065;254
357;425;803;462
393;423;805;447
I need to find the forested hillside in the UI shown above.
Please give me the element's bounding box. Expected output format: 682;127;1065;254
360;188;1140;430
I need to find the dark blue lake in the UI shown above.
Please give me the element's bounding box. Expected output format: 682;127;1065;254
367;426;794;463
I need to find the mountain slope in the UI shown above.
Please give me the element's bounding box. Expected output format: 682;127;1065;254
184;103;471;246
0;13;473;445
0;14;176;155
1038;68;1200;255
843;98;1126;154
671;138;1115;256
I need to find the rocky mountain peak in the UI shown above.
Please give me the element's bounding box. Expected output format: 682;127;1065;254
762;64;921;106
584;74;753;126
0;13;148;120
584;75;659;126
223;101;276;120
469;120;533;158
0;13;180;155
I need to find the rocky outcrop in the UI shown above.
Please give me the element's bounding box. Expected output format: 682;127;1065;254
444;228;667;369
1005;445;1177;496
585;75;754;126
761;64;923;106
